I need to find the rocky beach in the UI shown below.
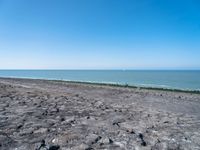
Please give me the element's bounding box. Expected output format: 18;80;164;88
0;78;200;150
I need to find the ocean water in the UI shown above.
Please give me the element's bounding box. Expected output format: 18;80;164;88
0;70;200;91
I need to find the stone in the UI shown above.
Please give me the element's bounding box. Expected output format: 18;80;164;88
34;128;48;134
86;134;101;145
49;145;60;150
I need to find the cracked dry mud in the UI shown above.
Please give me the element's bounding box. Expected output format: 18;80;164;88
0;78;200;150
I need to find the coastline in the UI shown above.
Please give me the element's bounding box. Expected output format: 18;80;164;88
1;76;200;94
0;77;200;149
53;80;200;94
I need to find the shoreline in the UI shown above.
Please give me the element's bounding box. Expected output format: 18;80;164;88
1;76;200;94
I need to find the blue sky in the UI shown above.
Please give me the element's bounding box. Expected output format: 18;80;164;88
0;0;200;69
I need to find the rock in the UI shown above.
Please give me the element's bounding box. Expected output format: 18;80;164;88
40;139;46;147
85;147;94;150
86;134;101;145
75;94;79;97
36;140;60;150
99;137;110;145
17;124;23;129
112;116;126;124
138;133;147;146
19;128;34;136
0;134;15;148
109;138;114;144
49;145;60;150
34;128;48;134
126;129;135;134
120;122;136;134
94;101;103;108
113;122;120;127
60;117;65;122
59;105;66;111
164;121;169;124
114;141;126;149
141;141;147;146
138;133;143;139
36;140;47;150
65;116;76;123
112;116;126;127
48;108;59;115
51;133;80;146
73;143;90;150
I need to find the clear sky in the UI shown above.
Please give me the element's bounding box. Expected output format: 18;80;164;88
0;0;200;69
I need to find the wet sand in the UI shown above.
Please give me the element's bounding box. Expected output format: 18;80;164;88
0;78;200;150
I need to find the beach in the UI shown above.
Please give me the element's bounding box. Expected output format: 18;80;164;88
0;78;200;150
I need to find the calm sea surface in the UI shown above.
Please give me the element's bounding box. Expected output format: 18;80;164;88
0;70;200;91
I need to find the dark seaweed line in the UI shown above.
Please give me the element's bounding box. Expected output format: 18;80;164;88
51;79;200;94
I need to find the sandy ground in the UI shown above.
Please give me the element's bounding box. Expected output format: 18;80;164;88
0;78;200;150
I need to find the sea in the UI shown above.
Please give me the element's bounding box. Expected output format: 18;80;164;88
0;70;200;91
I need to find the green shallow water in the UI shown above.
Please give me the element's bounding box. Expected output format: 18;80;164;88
0;70;200;91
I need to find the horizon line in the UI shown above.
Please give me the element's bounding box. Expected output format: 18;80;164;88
0;69;200;71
